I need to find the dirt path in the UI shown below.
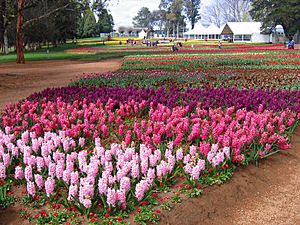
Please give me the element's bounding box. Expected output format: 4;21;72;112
0;59;299;225
0;59;122;110
160;126;300;225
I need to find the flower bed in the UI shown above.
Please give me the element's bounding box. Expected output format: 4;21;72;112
0;44;299;224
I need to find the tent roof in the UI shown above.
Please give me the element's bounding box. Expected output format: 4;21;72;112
203;24;222;34
184;24;206;35
221;22;263;35
184;23;222;35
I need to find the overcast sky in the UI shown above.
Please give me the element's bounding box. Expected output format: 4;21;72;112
107;0;210;29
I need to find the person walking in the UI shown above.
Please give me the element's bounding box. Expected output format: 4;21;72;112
218;40;222;49
287;37;295;49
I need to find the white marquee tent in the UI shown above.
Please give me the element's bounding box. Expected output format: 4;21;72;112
220;22;272;42
184;23;223;40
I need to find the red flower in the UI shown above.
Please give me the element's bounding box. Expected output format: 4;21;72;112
139;201;148;205
54;213;58;217
107;208;111;213
156;209;161;213
152;193;158;197
34;214;39;219
117;217;123;221
104;213;109;218
91;218;96;223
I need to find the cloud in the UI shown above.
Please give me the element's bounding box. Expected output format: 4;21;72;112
107;0;161;28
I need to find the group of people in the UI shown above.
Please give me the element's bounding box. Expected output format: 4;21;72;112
126;39;137;45
144;40;159;47
171;42;183;52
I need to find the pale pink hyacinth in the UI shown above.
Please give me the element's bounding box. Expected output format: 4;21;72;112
135;180;149;201
25;166;33;181
107;188;117;207
70;171;79;185
0;163;6;179
48;162;56;177
27;181;36;197
2;153;11;167
78;137;85;147
68;183;78;201
45;177;55;197
34;174;44;190
117;189;126;205
189;146;197;156
15;166;24;180
98;177;108;195
176;148;184;160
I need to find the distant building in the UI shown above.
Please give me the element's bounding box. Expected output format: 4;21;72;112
221;22;272;42
117;26;149;38
184;22;284;43
183;24;222;40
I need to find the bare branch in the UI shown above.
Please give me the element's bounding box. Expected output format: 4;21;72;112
23;3;71;28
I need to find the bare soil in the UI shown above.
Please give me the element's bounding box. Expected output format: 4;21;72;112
160;126;300;225
0;58;299;225
0;59;122;110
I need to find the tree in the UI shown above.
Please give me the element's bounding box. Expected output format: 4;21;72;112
133;7;153;28
97;8;114;33
202;0;252;27
14;0;112;63
250;0;300;38
82;8;97;37
168;0;185;37
184;0;201;29
16;0;25;63
0;0;15;54
202;0;223;27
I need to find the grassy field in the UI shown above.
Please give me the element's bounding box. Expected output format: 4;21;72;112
0;37;277;63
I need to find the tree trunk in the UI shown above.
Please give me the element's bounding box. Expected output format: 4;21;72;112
3;26;9;55
177;22;179;38
173;23;175;37
16;0;25;64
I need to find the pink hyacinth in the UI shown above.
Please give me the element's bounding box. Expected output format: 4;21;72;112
25;166;33;181
120;176;131;192
70;171;79;185
34;174;44;190
2;153;11;167
15;166;24;180
27;181;36;197
125;130;132;146
68;183;78;201
135;180;149;201
117;189;126;205
199;143;210;157
0;163;6;179
176;148;184;160
45;177;55;197
79;137;85;147
107;188;117;207
48;162;56;177
98;177;108;195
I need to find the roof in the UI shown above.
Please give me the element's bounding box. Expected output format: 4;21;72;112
184;24;206;35
203;24;222;34
184;23;222;35
221;22;263;35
